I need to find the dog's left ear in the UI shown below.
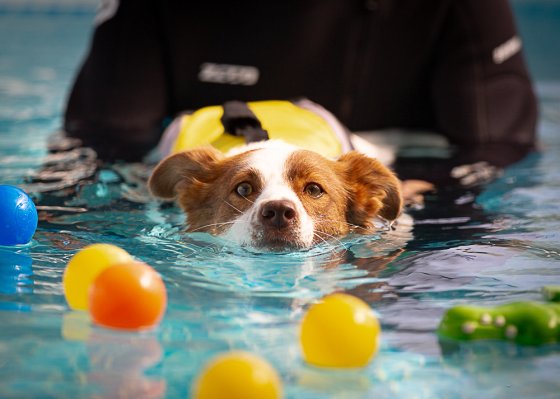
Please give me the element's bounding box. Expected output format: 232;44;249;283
337;151;403;227
148;146;223;199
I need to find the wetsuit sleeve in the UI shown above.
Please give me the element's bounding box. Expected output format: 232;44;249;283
431;0;538;147
64;0;167;161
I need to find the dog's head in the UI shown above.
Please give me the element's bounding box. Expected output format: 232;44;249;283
148;141;402;251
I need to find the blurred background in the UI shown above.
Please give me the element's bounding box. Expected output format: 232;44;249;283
0;0;559;155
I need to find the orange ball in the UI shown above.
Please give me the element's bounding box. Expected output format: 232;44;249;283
89;262;167;331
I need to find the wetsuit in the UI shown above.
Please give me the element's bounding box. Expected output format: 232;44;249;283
64;0;538;162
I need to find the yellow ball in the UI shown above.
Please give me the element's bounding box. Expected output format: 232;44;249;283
63;244;133;310
192;351;283;399
300;293;381;368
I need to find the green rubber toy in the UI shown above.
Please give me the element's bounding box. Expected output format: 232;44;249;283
542;285;560;303
438;301;560;346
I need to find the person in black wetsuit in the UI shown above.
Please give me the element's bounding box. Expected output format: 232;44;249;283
64;0;538;169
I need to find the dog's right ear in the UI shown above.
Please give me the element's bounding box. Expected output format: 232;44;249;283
148;146;223;199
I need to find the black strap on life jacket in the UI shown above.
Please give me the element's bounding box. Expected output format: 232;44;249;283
221;101;269;144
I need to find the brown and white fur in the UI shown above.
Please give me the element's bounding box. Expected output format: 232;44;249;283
148;139;404;251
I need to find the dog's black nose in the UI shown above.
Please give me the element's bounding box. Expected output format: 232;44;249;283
260;200;297;229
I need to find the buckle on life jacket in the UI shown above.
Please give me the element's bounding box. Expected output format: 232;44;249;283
221;100;269;144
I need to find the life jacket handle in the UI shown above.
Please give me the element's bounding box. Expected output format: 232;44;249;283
220;101;269;144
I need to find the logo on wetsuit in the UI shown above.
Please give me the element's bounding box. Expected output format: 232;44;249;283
198;63;260;86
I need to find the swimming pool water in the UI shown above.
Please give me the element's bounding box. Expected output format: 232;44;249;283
1;3;560;398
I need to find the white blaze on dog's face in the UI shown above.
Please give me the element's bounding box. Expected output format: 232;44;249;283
221;142;317;248
148;141;402;251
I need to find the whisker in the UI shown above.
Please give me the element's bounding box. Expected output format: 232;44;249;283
223;200;244;215
240;195;255;205
312;235;329;247
312;232;332;246
314;218;369;232
188;220;237;233
188;217;253;233
313;230;345;247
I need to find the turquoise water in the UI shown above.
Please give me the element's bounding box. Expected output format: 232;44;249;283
1;3;560;398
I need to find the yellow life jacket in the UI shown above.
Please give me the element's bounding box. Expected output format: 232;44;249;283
162;100;352;159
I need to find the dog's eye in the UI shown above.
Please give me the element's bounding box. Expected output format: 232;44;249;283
304;183;324;198
235;182;253;197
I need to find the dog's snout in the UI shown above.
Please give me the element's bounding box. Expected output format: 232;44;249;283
259;200;297;229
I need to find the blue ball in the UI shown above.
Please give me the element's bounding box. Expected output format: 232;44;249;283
0;185;38;246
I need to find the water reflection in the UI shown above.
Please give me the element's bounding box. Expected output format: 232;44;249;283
438;340;560;398
0;248;33;295
62;312;166;399
0;247;33;311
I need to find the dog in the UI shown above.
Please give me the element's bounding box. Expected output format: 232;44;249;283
148;100;406;251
